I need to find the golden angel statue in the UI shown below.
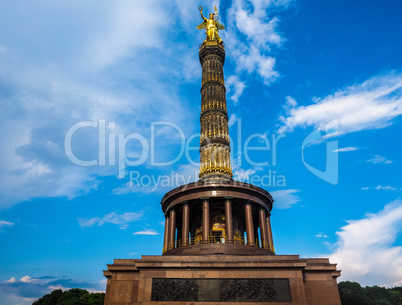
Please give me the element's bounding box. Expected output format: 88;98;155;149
196;6;225;44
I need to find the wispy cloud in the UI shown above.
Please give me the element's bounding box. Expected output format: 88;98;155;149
0;220;15;228
233;167;263;181
362;185;400;192
315;232;329;238
366;155;393;164
270;189;300;209
333;147;360;152
226;75;246;104
327;200;402;286
375;185;399;191
278;73;402;134
228;113;239;128
133;229;159;235
224;0;290;86
0;1;194;208
0;275;104;304
112;164;200;195
78;212;142;229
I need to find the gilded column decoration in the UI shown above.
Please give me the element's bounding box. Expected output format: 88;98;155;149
197;7;232;180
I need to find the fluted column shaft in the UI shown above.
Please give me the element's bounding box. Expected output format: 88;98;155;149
168;209;176;249
259;208;269;249
202;199;210;243
163;214;170;252
182;203;190;246
244;203;255;246
266;212;274;252
224;198;234;244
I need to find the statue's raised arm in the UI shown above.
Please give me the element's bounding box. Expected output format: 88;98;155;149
196;6;225;45
196;7;208;30
199;6;208;22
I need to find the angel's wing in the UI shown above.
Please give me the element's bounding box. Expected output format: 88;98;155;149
216;21;225;30
196;20;208;30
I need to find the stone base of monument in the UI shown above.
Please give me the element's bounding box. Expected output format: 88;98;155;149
103;254;341;305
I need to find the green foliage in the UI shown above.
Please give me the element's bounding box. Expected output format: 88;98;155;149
33;288;105;305
338;281;402;305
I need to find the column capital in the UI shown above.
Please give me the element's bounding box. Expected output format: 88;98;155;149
167;207;176;212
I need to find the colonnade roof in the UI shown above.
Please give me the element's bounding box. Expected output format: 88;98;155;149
161;180;273;213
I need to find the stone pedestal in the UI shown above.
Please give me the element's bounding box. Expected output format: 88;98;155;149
103;254;341;305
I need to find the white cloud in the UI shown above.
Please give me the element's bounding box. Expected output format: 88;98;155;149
233;167;263;181
230;1;284;48
361;185;400;192
327;200;402;286
315;233;329;238
20;276;33;283
278;73;402;134
226;75;246;104
133;229;159;235
270;189;300;209
0;0;290;209
0;275;104;304
0;1;198;208
78;212;142;229
282;96;297;111
112;181;144;195
225;0;289;84
113;164;200;195
228;113;238;128
333;147;360;152
0;220;15;228
237;46;279;85
366;155;393;164
375;185;398;191
5;277;16;283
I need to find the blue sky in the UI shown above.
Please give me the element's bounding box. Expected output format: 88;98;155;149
1;0;402;304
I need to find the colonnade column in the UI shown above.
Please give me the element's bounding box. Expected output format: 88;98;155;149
266;212;274;252
202;198;210;244
163;214;170;252
244;202;255;246
182;203;190;246
259;208;269;249
168;209;176;250
224;197;234;244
